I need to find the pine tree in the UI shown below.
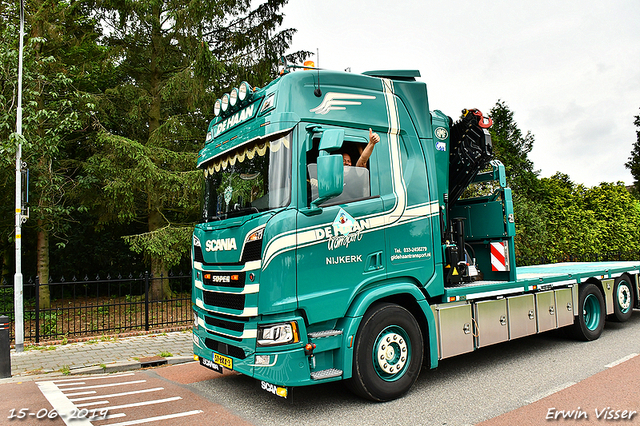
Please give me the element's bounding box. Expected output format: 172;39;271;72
624;109;640;196
85;0;307;299
488;100;539;197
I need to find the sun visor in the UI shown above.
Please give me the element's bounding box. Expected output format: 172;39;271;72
199;131;291;175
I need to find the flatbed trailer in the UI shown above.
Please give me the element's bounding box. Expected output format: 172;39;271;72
433;262;640;360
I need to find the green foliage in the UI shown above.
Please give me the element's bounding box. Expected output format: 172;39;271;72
488;101;640;265
624;109;640;197
488;100;539;198
518;173;640;264
83;0;307;283
123;225;194;270
40;311;60;336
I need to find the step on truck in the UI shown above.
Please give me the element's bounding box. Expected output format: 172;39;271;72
191;65;640;401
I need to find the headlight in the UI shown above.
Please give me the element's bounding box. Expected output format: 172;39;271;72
257;322;300;347
246;227;264;242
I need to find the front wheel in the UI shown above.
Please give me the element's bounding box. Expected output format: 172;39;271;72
610;275;635;322
571;283;605;341
347;303;423;401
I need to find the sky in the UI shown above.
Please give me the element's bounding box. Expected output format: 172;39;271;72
280;0;640;187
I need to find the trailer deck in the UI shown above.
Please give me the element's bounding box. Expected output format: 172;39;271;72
443;261;640;300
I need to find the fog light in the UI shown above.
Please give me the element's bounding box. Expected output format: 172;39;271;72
254;355;271;365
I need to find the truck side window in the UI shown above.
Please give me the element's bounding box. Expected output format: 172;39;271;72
307;139;372;206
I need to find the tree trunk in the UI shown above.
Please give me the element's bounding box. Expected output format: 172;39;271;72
149;209;171;300
146;7;171;301
37;220;51;309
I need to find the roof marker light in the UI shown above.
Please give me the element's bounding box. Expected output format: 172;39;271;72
221;94;230;112
239;82;252;101
230;88;239;107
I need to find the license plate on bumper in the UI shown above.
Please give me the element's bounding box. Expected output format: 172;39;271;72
199;351;232;373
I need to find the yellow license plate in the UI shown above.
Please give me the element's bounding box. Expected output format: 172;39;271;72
213;352;233;370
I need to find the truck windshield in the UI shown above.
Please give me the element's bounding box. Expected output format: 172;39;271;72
201;131;292;222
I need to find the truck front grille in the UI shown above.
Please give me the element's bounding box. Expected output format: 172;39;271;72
205;338;247;359
203;290;245;311
194;245;205;263
205;314;245;332
241;239;263;262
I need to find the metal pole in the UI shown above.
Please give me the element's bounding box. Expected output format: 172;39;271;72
0;316;11;378
14;0;26;353
35;276;40;344
144;271;149;331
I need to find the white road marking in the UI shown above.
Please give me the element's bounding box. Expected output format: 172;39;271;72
64;391;97;397
104;413;127;420
85;397;183;411
525;381;576;404
38;374;202;426
605;353;638;368
37;381;92;426
70;387;165;402
75;401;109;407
42;372;135;383
107;410;203;426
62;380;146;391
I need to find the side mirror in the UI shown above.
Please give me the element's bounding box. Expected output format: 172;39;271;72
304;128;345;213
311;154;344;207
302;125;344;216
318;129;345;151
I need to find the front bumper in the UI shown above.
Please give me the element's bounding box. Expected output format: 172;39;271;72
192;312;321;388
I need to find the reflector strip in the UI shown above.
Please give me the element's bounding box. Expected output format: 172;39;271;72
491;242;507;272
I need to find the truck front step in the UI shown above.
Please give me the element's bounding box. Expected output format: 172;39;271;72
310;368;343;380
308;329;343;338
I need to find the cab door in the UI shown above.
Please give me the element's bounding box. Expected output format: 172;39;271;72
295;125;388;325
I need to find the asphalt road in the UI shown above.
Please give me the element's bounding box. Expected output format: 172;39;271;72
3;311;640;426
188;311;640;426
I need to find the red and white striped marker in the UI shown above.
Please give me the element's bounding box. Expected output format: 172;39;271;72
491;241;507;271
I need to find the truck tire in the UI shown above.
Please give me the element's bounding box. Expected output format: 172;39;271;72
571;283;605;341
347;303;423;402
611;275;634;322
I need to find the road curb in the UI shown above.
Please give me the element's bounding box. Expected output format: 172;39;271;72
69;355;194;375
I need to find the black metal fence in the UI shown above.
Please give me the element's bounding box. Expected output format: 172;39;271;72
0;271;191;345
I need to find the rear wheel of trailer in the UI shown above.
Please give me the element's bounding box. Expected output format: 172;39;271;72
571;282;605;341
611;275;635;322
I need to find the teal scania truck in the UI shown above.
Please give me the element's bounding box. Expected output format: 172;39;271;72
191;65;640;401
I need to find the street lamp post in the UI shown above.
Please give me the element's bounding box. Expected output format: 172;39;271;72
14;0;26;353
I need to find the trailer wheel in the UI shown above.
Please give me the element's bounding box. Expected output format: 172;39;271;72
611;275;634;322
571;283;605;341
347;303;423;402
